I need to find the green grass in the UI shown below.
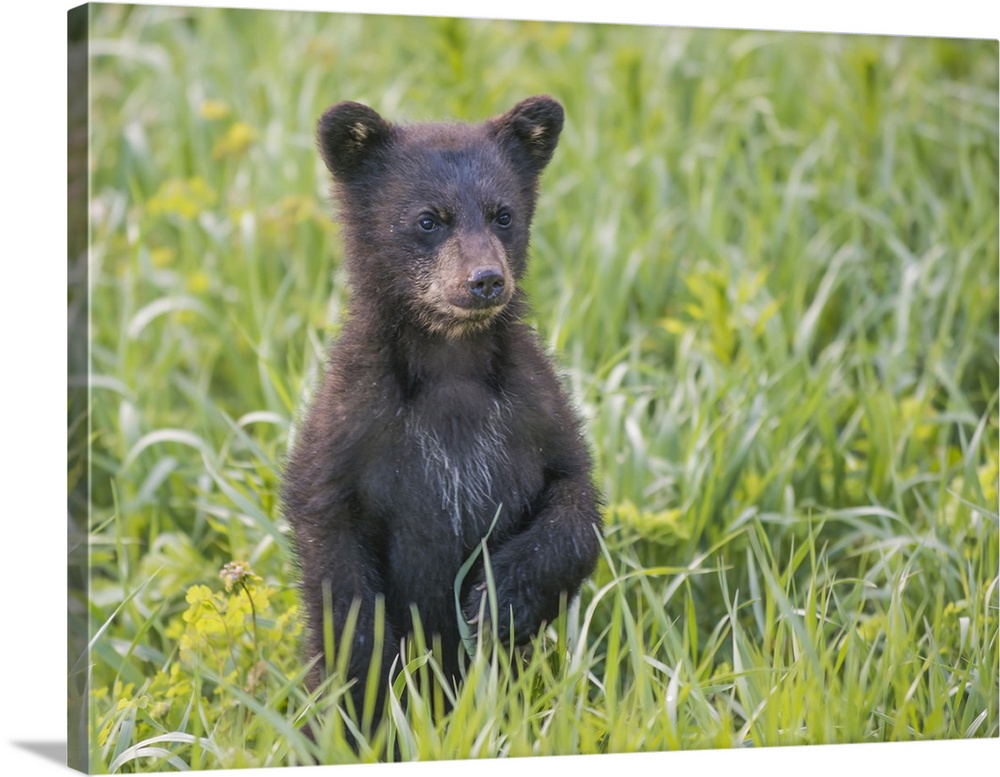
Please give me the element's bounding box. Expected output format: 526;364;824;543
77;4;999;771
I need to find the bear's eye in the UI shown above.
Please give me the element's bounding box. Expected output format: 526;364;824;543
495;210;512;228
417;214;439;232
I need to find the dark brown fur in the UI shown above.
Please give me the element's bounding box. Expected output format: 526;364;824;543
282;96;601;731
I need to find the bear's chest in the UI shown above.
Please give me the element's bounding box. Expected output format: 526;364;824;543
358;381;543;554
402;395;513;539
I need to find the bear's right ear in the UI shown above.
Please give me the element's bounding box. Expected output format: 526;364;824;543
317;101;394;182
489;95;564;178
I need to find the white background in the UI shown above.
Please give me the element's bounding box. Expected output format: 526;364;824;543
1;1;997;775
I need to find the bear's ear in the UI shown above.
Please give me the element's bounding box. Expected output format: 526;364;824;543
317;101;394;182
489;95;564;177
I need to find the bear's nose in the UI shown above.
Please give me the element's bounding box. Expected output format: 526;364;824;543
466;267;505;301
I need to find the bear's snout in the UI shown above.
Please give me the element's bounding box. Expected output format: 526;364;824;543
466;267;505;302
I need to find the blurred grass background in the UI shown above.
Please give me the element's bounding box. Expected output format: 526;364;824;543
80;3;998;770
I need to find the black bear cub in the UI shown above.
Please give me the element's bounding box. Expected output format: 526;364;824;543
283;96;601;728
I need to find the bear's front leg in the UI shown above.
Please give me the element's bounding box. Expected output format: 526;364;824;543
463;475;601;643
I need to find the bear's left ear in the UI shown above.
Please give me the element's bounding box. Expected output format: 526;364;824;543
489;95;564;177
317;101;395;183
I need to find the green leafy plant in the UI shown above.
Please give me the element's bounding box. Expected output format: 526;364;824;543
94;563;304;771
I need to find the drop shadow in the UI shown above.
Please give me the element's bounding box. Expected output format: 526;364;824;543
11;741;67;766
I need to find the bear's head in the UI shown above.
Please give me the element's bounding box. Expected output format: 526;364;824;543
317;96;564;339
